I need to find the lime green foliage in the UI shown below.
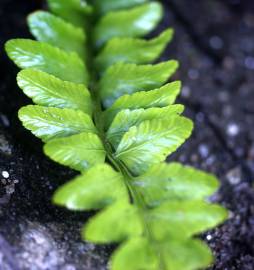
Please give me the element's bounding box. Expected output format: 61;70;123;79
104;81;182;127
19;105;96;142
28;11;87;59
44;132;106;171
6;39;88;84
115;117;193;175
47;0;93;27
54;164;128;210
5;1;227;269
17;69;93;115
93;0;148;14
107;105;184;148
95;29;174;70
94;2;163;47
100;61;179;107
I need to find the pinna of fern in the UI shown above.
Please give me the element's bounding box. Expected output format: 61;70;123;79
5;0;228;269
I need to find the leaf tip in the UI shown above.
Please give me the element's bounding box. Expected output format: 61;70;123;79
4;39;16;56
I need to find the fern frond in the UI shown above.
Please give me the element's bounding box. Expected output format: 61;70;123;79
5;1;227;269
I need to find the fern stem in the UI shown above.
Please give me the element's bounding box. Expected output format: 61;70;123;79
85;27;166;270
92;84;166;269
118;161;167;270
89;71;167;269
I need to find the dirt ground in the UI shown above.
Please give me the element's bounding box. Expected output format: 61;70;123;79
0;0;254;269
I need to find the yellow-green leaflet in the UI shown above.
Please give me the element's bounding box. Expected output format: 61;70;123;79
28;11;87;59
95;28;174;70
5;39;89;84
100;61;179;108
94;2;163;47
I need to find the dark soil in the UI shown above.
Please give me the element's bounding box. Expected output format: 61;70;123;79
0;0;254;269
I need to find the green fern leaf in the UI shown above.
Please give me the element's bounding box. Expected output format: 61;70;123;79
149;200;227;240
18;105;96;142
47;0;93;27
92;0;149;14
104;81;181;126
158;239;213;270
44;132;106;171
134;163;220;205
100;61;179;108
107;105;184;148
54;164;128;210
115;117;193;174
28;11;86;58
111;237;213;270
95;29;173;70
5;39;89;84
84;201;143;243
94;2;163;47
17;69;93;115
111;237;158;270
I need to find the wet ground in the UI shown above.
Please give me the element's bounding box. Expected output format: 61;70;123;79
0;0;254;269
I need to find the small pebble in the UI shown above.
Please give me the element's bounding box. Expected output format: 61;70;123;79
218;91;229;102
179;155;187;163
2;171;9;178
188;69;199;80
0;114;10;127
1;179;7;185
206;234;212;241
226;123;240;137
222;105;233;117
206;155;215;166
5;184;15;194
63;265;76;270
0;135;12;155
181;86;191;98
223;56;235;70
196;112;205;123
226;167;242;185
235;147;244;158
244;56;254;70
209;36;224;50
228;211;234;219
198;144;209;158
190;154;199;163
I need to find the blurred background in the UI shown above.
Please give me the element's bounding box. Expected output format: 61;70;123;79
0;0;254;269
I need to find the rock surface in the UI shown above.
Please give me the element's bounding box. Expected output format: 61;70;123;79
0;0;254;269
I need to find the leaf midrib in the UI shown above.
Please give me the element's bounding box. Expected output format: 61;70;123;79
85;10;169;270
